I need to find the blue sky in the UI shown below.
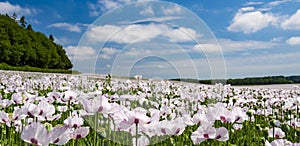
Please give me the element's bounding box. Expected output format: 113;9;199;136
1;0;300;79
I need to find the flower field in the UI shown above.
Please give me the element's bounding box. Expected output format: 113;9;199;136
0;71;300;146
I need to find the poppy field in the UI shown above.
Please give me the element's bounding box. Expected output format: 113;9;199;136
0;71;300;146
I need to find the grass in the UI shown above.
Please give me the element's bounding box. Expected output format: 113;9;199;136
0;63;80;74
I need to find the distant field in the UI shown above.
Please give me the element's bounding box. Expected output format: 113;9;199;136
232;84;300;90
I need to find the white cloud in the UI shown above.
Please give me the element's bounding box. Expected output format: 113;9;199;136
281;9;300;30
193;44;221;54
267;0;291;6
0;1;33;16
119;16;183;25
88;0;150;16
218;39;277;52
227;9;277;34
54;37;74;46
86;25;120;43
162;5;182;15
286;36;300;45
65;46;96;61
192;39;277;53
164;27;200;42
245;1;264;6
48;23;83;33
135;16;182;22
86;24;200;44
88;0;121;16
139;6;154;16
100;47;120;59
239;7;255;12
123;47;152;56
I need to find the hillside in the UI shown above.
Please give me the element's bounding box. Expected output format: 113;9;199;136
0;14;72;70
171;75;300;85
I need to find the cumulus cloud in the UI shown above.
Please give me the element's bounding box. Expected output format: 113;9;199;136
286;36;300;45
227;8;278;34
0;1;34;16
193;44;221;54
65;46;96;61
281;9;300;30
99;47;120;59
48;23;83;33
139;6;155;16
123;47;152;56
86;23;200;44
162;5;182;15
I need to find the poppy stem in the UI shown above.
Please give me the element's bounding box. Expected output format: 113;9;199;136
94;113;98;146
135;123;138;146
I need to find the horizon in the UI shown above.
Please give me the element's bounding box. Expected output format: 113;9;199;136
1;0;300;79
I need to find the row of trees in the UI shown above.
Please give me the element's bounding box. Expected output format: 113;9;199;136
0;14;72;69
226;76;291;85
171;75;300;85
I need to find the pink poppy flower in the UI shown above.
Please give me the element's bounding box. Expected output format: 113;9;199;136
80;95;111;114
21;122;50;146
64;115;84;128
120;107;150;128
72;127;89;139
233;124;243;131
191;125;229;145
50;125;72;145
268;127;285;139
214;127;229;142
22;103;39;118
207;103;234;123
265;139;292;146
0;111;10;127
37;101;55;120
232;107;248;123
191;125;216;144
12;107;27;121
0;99;12;108
158;118;186;136
61;90;77;102
11;92;23;104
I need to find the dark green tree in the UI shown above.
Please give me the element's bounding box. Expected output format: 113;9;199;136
26;24;33;31
12;13;17;21
49;34;54;42
19;16;27;27
0;14;73;70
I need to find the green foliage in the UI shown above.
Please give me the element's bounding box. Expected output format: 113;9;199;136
227;76;291;85
171;75;300;85
0;14;73;70
0;62;79;74
286;76;300;83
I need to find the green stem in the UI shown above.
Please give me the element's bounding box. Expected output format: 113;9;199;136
94;113;98;146
135;123;138;146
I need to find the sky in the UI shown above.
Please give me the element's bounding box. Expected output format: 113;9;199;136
1;0;300;80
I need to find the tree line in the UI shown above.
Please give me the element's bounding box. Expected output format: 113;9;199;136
0;14;72;70
171;75;300;85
